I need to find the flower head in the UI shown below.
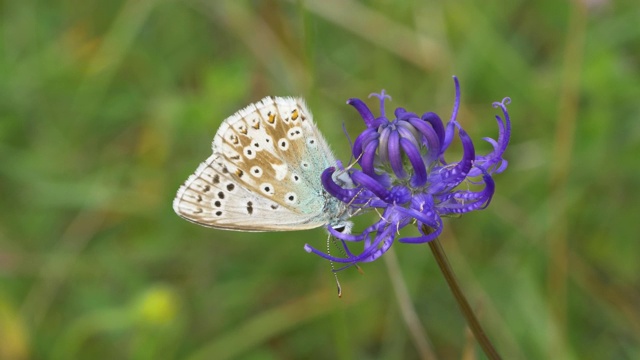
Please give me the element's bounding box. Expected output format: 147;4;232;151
305;77;512;265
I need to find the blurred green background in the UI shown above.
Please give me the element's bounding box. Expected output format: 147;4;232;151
1;0;639;359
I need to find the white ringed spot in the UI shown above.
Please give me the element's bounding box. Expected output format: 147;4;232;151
284;192;298;204
243;146;256;159
250;166;263;178
278;138;289;150
260;183;275;196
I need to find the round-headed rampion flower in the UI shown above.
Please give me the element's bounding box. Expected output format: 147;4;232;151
304;77;511;266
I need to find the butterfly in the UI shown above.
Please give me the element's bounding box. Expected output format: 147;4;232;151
173;96;354;233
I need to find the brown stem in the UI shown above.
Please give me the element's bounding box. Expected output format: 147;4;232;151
427;235;501;360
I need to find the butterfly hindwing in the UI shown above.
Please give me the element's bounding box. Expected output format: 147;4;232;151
174;154;329;231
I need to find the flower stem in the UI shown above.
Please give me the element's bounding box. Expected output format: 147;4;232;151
427;236;502;359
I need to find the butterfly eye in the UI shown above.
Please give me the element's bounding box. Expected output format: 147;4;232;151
333;225;346;233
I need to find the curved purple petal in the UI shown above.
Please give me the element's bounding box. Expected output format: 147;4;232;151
387;130;406;179
360;138;380;177
359;225;396;262
436;172;495;215
399;138;427;187
321;167;356;202
352;128;377;160
304;243;356;263
450;76;461;125
326;220;396;264
396;122;422;151
400;217;443;243
407;117;441;164
378;126;391;164
422;112;445;148
328;225;371;242
441;118;457;157
351;170;393;203
347;98;376;128
470;97;512;175
396;107;420;121
429;127;475;193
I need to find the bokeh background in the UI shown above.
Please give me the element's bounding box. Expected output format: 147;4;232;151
1;0;639;359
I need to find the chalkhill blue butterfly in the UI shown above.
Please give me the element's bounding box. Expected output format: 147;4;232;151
173;97;353;233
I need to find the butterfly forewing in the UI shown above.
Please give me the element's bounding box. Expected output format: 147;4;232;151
173;96;342;231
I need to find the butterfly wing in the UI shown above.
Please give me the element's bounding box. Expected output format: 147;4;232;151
173;97;342;231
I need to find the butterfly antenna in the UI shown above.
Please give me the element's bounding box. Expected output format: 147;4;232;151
330;233;365;274
326;232;343;298
336;187;366;220
344;152;364;172
347;190;375;218
374;207;389;223
342;122;354;165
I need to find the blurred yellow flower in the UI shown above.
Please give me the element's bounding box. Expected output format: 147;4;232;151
0;298;30;360
132;285;179;327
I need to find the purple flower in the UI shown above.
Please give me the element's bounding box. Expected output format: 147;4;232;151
305;77;512;265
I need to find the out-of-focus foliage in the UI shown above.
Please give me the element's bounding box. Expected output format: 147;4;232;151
1;0;639;359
